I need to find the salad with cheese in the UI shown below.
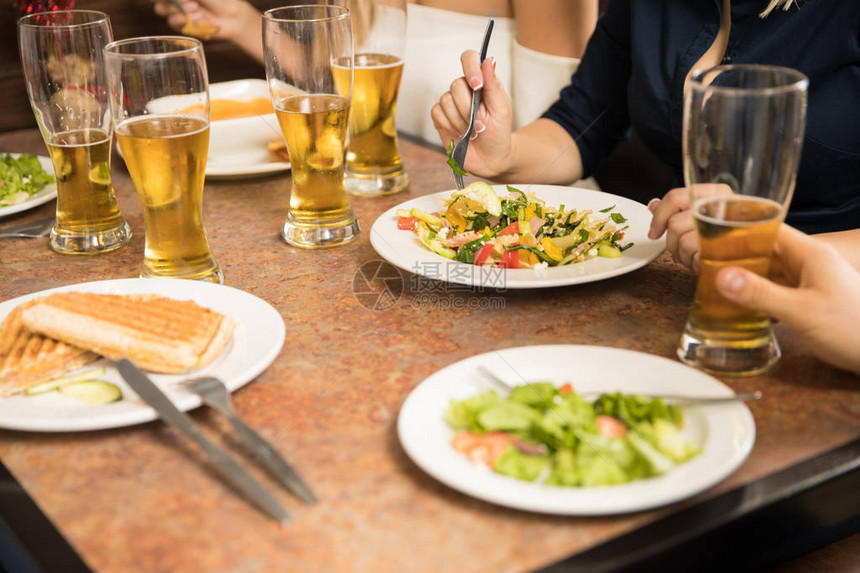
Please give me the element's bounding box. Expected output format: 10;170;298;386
0;154;55;207
397;182;633;269
446;382;700;487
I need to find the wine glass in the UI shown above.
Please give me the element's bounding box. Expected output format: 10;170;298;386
18;10;131;255
104;36;222;283
263;5;361;248
678;64;808;376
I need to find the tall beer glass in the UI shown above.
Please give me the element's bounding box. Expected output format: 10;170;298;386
679;65;808;376
263;5;361;248
337;0;409;196
105;37;223;283
18;10;131;255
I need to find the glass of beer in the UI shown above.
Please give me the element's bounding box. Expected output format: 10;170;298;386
18;10;131;255
678;65;808;376
263;5;361;248
336;0;409;197
104;37;223;283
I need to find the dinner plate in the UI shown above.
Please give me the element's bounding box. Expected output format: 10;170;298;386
0;278;286;432
207;79;289;180
0;155;57;219
397;345;755;515
370;185;666;289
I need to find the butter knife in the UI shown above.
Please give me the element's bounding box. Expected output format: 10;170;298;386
117;359;289;523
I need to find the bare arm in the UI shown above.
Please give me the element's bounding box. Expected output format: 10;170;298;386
512;0;598;58
813;228;860;271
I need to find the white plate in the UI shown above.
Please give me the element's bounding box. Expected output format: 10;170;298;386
207;79;289;180
0;278;286;432
0;155;57;219
397;345;756;515
370;185;666;289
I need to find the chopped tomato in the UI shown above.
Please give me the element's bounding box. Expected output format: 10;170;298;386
595;415;628;439
473;243;496;266
498;222;520;236
499;249;521;269
559;382;574;394
451;431;514;468
397;216;419;230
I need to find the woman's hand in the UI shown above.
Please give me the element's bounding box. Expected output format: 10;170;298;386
152;0;263;62
431;50;515;179
715;224;860;376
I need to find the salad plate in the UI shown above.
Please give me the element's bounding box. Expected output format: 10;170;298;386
0;155;57;219
370;185;666;289
397;345;756;515
0;278;285;432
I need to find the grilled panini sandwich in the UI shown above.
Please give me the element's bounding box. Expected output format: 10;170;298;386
21;292;235;374
0;302;99;397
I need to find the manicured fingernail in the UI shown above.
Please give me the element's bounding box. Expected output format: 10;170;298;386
474;122;486;134
647;198;660;211
648;228;657;240
721;269;746;294
490;56;497;72
469;76;483;90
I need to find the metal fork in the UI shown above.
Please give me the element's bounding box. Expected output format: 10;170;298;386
478;366;762;405
182;376;317;505
0;217;53;239
450;18;494;190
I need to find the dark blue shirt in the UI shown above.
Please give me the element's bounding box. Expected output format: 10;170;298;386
543;0;860;233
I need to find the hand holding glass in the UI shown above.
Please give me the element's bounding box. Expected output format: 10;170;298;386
105;36;222;283
679;65;808;376
18;10;131;255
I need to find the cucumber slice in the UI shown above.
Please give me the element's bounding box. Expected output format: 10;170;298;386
58;380;123;405
25;367;107;396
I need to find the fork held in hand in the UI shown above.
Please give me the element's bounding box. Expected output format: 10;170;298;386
183;376;317;505
451;18;494;190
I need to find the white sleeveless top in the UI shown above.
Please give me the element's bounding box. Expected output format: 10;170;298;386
399;4;581;146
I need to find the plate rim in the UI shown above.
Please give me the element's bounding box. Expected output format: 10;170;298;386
397;344;756;515
370;185;666;289
0;278;286;433
0;154;57;219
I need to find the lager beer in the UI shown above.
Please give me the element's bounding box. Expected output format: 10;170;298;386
339;53;403;174
116;114;221;282
275;94;353;224
46;128;128;248
689;196;782;340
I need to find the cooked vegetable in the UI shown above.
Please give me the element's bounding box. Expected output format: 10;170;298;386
25;367;107;395
58;380;123;405
447;383;700;487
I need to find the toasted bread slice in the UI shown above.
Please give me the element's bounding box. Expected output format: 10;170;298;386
0;302;99;397
267;138;290;163
21;292;235;374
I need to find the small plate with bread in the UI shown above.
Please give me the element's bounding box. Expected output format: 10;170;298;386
0;278;286;432
206;79;290;180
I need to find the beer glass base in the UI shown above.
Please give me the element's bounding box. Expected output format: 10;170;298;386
282;214;361;249
49;221;132;255
677;322;781;377
345;169;409;197
140;265;224;284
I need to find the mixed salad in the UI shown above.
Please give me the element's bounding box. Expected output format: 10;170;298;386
397;182;633;269
446;382;700;487
0;154;55;207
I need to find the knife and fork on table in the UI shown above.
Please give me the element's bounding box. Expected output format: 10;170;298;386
117;359;315;523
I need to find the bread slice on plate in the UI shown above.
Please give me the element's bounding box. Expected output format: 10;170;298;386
0;302;100;397
21;292;235;374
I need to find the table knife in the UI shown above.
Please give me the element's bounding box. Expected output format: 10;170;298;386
117;359;289;523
